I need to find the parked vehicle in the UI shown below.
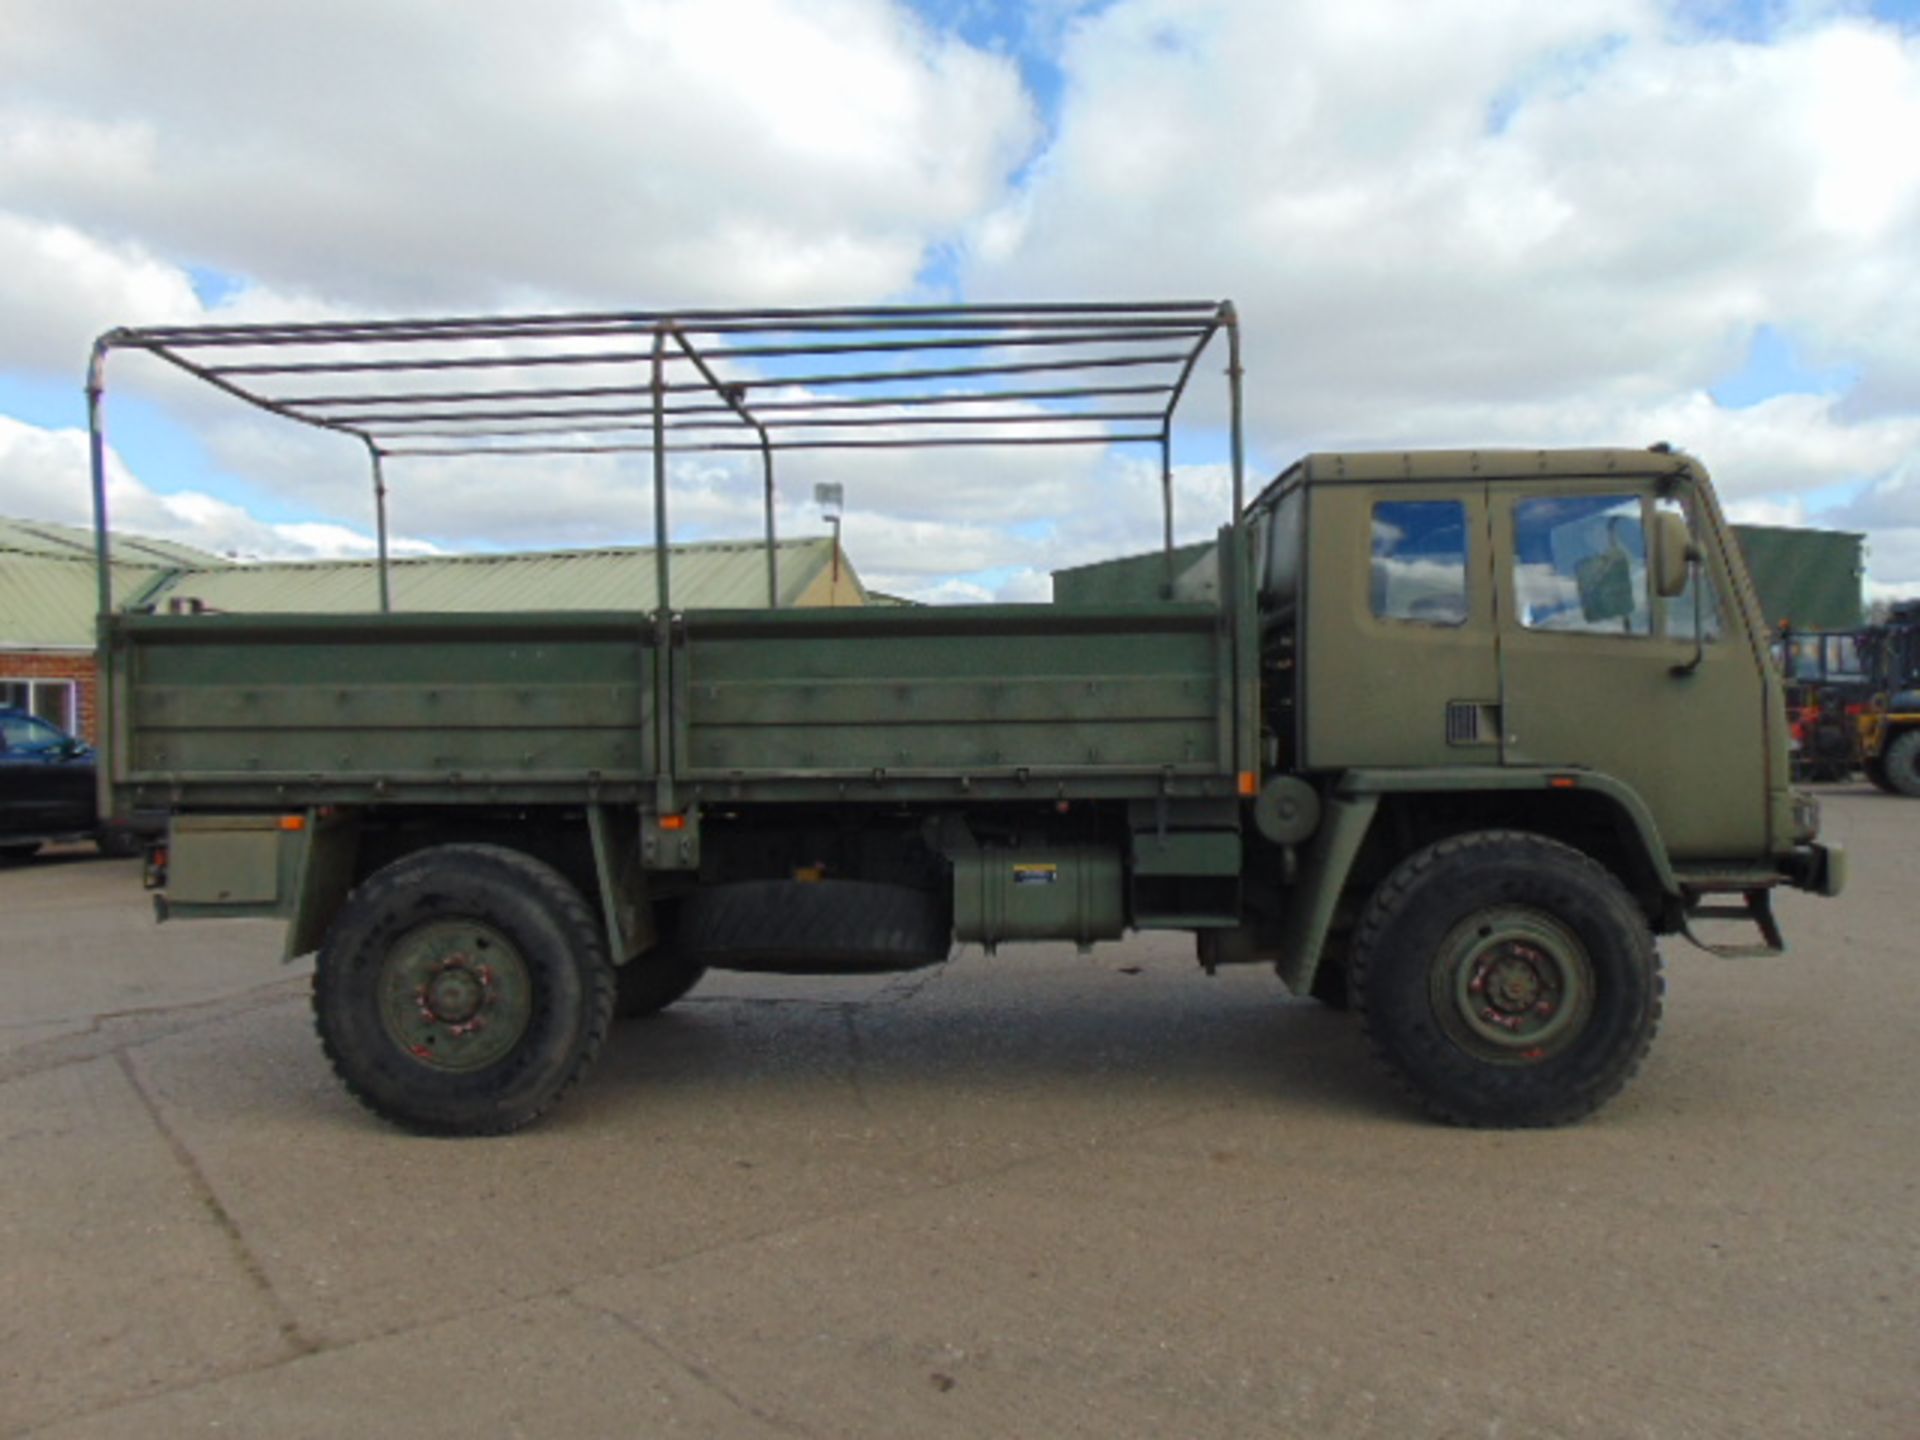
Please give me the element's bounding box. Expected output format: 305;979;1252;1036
1770;606;1920;794
85;302;1843;1135
0;708;143;859
1856;600;1920;796
1774;628;1874;783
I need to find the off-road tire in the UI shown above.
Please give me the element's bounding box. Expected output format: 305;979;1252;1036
615;947;707;1018
1883;730;1920;798
313;844;614;1136
1864;754;1896;793
1350;830;1662;1128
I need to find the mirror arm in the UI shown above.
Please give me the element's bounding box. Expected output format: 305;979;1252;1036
1670;550;1706;678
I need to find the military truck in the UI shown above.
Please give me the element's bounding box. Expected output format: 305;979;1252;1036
84;302;1842;1135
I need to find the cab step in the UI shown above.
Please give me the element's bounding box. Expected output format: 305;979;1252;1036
1679;884;1786;959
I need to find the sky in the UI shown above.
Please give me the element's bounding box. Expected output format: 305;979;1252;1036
1;0;1916;604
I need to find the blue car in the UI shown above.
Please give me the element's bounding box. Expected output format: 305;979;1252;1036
0;708;144;859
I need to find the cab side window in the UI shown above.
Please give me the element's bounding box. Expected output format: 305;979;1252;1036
1513;495;1650;635
1371;500;1468;626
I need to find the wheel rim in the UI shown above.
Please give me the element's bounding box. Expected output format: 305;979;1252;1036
1429;905;1595;1065
377;919;533;1072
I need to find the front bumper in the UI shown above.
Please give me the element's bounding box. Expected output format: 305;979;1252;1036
1781;841;1846;898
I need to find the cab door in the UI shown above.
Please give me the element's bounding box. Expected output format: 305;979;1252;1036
1490;480;1766;860
1302;482;1501;769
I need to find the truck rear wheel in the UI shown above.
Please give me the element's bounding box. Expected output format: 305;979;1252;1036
1883;730;1920;797
1350;831;1661;1127
313;844;614;1136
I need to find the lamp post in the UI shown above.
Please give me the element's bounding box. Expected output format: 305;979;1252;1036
815;482;844;597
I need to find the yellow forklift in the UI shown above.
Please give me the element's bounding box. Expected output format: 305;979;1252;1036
1857;601;1920;796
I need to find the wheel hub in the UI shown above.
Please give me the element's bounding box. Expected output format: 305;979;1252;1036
1433;908;1595;1065
420;958;492;1030
378;920;533;1072
1474;945;1553;1019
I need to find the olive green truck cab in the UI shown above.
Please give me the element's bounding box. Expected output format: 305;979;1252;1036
88;303;1842;1135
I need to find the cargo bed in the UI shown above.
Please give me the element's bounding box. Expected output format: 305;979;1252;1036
108;600;1238;814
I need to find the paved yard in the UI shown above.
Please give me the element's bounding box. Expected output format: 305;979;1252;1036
1;789;1913;1438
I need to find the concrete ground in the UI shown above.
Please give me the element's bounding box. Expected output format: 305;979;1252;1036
1;789;1913;1439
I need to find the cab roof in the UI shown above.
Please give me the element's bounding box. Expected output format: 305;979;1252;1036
1289;447;1697;485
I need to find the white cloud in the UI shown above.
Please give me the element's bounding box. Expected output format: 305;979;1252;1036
0;0;1051;580
1;0;1917;597
0;415;424;561
0;213;201;373
0;0;1036;313
898;576;996;605
968;1;1920;556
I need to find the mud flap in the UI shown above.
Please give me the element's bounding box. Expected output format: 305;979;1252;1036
1274;793;1379;997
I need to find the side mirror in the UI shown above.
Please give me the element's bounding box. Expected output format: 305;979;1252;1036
1653;509;1694;599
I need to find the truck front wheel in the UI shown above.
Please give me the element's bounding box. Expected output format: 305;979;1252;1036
1350;831;1661;1127
313;844;614;1136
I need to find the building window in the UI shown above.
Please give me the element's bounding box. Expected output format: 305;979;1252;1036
0;678;77;731
1371;500;1469;626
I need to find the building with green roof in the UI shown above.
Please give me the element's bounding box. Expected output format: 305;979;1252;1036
136;535;864;616
2;519;868;741
0;518;229;736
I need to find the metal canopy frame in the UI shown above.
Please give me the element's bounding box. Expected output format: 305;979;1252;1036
87;300;1244;619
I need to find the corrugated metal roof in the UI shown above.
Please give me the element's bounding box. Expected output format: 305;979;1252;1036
138;536;845;615
0;516;229;569
0;556;176;648
2;526;866;646
0;516;229;647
